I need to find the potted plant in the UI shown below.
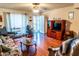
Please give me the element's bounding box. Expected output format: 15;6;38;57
26;25;33;38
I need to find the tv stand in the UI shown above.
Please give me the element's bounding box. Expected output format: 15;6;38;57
47;20;66;40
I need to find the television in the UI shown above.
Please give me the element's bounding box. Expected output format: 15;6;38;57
53;22;61;31
48;20;50;28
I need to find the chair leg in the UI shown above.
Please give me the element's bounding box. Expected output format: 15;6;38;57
20;42;23;52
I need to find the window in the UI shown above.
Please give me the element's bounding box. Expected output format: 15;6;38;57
33;15;44;33
5;13;28;35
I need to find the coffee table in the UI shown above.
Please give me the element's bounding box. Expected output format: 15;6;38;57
49;46;60;56
22;41;37;55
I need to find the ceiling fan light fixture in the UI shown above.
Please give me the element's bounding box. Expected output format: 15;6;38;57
32;3;40;13
32;3;40;9
32;3;40;5
33;9;39;13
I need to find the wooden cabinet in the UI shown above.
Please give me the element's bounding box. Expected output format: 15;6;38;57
47;20;66;40
56;32;62;40
47;29;51;37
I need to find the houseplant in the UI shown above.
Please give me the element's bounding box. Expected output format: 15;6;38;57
26;25;33;38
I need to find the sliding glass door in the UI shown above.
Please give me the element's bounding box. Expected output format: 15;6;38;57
33;16;44;33
6;13;28;35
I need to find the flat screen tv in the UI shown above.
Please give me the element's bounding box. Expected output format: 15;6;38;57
53;22;61;31
48;20;50;28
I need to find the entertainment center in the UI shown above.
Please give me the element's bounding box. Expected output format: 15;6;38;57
47;20;66;40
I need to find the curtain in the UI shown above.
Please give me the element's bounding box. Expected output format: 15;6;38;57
33;16;44;33
5;13;28;35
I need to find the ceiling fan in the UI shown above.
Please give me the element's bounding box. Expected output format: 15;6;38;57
31;3;49;14
32;3;40;13
32;3;40;9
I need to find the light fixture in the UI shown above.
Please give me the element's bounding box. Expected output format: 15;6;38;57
32;3;40;9
32;3;40;13
33;9;39;13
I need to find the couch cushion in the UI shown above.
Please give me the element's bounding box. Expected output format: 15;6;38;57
72;44;79;56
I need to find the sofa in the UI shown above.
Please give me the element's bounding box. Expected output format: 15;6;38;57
48;37;79;56
0;27;8;36
0;36;22;56
0;27;15;36
0;27;17;38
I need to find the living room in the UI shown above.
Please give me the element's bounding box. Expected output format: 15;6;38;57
0;3;79;56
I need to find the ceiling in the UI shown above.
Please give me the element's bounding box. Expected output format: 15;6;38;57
0;3;74;13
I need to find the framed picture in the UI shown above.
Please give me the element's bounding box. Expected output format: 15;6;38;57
68;11;74;19
0;15;2;22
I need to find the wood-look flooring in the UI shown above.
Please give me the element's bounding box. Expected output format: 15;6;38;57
15;33;62;56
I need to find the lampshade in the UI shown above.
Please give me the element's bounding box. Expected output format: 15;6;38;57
33;9;39;13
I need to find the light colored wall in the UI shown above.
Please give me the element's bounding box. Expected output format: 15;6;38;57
44;15;48;33
43;5;79;34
